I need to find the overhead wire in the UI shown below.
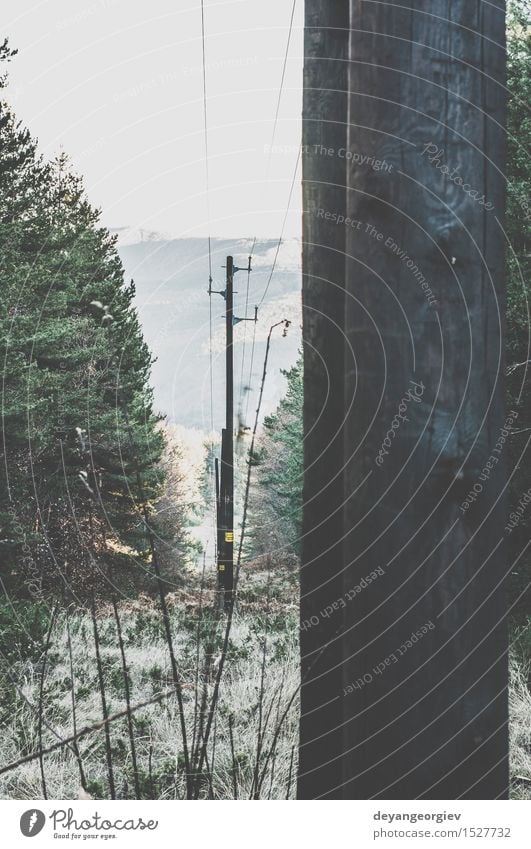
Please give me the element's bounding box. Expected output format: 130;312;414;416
200;0;214;437
237;248;255;430
256;144;301;309
243;140;301;426
263;0;298;186
200;0;218;575
237;0;299;420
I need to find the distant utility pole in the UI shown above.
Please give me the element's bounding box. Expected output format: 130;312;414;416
211;255;254;611
219;256;235;609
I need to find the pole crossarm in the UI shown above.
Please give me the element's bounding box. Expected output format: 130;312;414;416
213;255;254;611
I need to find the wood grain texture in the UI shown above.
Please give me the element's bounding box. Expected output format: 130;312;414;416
300;0;507;799
298;0;350;800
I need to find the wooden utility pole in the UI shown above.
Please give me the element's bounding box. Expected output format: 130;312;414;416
300;0;508;799
214;255;255;610
218;256;235;610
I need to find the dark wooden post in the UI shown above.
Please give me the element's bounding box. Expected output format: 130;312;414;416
300;0;508;799
298;0;350;800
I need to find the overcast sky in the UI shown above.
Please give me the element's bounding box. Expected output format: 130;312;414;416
2;0;303;239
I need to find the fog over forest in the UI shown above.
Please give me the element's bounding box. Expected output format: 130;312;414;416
116;231;301;430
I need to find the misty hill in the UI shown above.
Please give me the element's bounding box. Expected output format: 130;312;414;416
116;233;302;431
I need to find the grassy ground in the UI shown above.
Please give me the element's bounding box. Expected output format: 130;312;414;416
509;621;531;800
0;566;299;800
0;566;529;799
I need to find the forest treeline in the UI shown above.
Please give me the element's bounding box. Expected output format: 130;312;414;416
247;356;303;565
0;1;528;803
1;0;530;613
0;40;186;601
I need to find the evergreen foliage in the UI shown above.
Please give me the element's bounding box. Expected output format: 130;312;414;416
507;0;531;612
0;45;164;599
247;356;303;564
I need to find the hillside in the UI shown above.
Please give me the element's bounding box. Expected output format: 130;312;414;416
116;233;302;430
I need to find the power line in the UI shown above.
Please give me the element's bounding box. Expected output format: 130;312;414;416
193;318;290;788
247;0;298;272
244;319;257;427
237;319;291;569
237;257;253;422
238;0;299;417
200;0;214;430
263;0;298;186
200;0;218;576
241;143;301;425
257;144;301;308
200;0;212;288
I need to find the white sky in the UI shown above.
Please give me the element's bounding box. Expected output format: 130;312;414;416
2;0;303;238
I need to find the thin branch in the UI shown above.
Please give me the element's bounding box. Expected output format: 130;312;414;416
122;409;192;797
286;745;296;799
66;607;88;791
0;690;173;777
112;597;140;799
38;604;58;799
228;713;238;799
251;567;273;799
193;320;289;796
91;596;115;799
191;549;208;764
507;359;531;374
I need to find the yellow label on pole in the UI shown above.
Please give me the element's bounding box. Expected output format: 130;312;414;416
225;531;234;542
218;564;225;572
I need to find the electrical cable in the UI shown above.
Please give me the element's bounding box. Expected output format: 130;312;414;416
200;0;218;575
237;0;299;417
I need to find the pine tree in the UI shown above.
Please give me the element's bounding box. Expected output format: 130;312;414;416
248;355;303;563
506;0;531;612
0;46;165;599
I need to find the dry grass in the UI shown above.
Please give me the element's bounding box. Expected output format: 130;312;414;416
1;570;529;800
509;655;531;799
0;591;299;800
